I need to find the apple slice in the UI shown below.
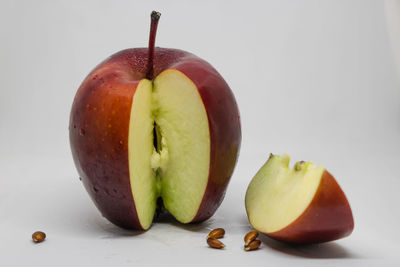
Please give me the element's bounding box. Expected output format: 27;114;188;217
245;154;354;244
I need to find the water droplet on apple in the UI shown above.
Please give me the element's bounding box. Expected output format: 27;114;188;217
104;188;110;196
80;128;86;136
93;186;99;193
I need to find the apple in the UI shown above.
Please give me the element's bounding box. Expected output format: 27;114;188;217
245;154;354;244
69;11;241;230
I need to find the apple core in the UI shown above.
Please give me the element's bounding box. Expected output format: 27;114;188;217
129;69;210;229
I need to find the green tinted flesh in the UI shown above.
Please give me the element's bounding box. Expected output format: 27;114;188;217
128;70;210;229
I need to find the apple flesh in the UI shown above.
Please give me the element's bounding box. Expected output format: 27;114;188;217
245;154;354;244
129;69;212;228
69;13;241;230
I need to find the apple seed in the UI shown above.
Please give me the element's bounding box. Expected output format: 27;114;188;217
244;239;261;251
207;228;225;239
32;231;46;243
207;238;225;249
244;230;259;246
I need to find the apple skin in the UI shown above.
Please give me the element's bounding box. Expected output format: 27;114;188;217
265;170;354;244
69;48;241;229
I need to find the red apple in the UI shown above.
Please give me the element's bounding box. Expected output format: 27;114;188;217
69;11;241;230
245;154;354;244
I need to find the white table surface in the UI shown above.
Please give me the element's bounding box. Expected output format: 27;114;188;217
1;0;400;266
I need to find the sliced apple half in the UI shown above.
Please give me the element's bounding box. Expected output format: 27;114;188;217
245;154;354;244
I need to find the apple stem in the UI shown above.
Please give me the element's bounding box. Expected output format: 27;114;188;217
146;11;161;80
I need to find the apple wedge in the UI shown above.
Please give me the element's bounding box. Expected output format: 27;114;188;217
245;154;354;244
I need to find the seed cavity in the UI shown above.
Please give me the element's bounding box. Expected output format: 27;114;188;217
207;228;225;239
207;238;225;249
294;161;305;171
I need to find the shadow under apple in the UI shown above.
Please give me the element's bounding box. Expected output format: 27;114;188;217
151;211;214;233
259;233;360;259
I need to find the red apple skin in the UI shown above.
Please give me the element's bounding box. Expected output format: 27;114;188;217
265;170;354;244
70;48;241;229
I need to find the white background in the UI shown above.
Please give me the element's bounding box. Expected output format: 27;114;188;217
1;0;399;266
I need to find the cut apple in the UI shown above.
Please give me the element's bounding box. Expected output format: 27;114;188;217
129;70;210;229
245;154;354;244
69;12;241;230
